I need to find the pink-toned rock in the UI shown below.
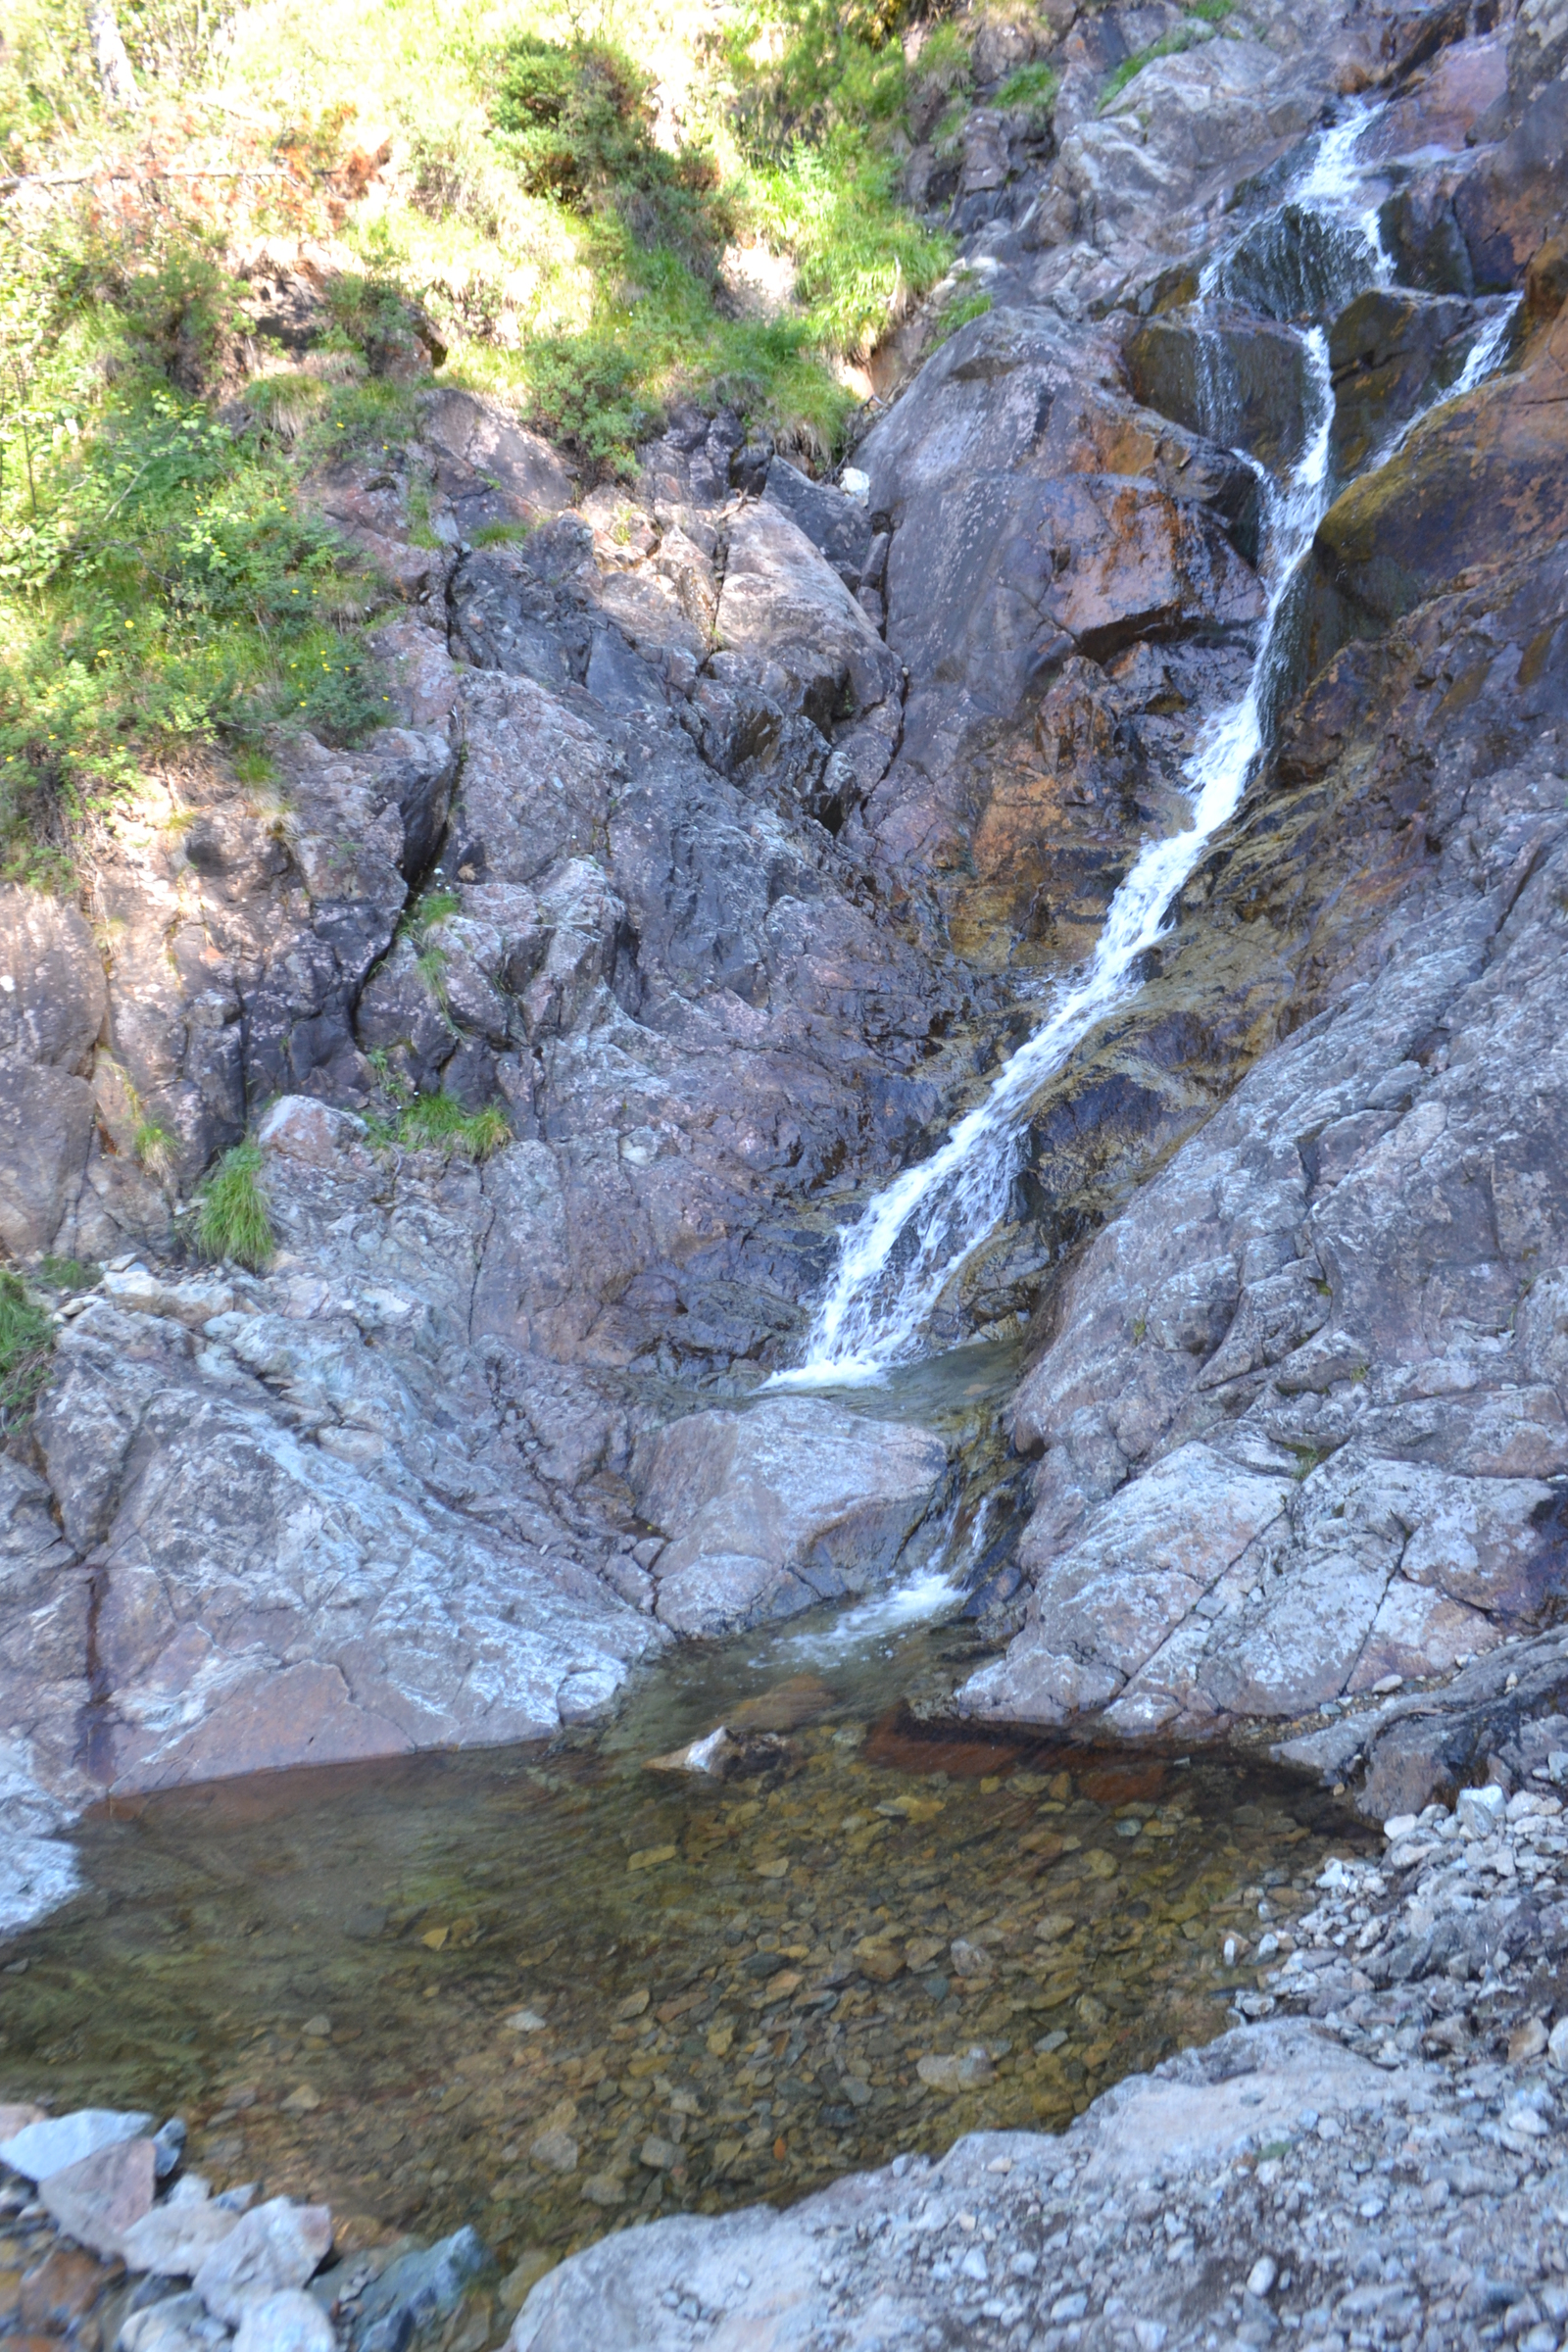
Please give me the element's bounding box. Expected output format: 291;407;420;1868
41;2135;156;2259
1;2109;151;2181
123;2194;243;2278
0;2102;45;2141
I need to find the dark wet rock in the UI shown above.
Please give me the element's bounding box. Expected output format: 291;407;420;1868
1123;310;1310;471
1380;169;1478;298
1313;300;1564;629
1328;286;1481;475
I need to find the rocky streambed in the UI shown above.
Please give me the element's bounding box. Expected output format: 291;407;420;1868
0;1606;1363;2286
9;1754;1568;2352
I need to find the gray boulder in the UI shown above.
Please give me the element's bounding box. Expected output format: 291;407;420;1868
633;1396;948;1634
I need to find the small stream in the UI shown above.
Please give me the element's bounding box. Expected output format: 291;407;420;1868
0;1599;1370;2285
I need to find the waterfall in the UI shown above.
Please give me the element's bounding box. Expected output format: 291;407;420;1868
770;111;1518;1392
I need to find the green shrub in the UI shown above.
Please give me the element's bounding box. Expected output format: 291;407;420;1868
0;232;394;872
491;34;730;276
0;1271;53;1425
399;1091;512;1159
196;1139;274;1269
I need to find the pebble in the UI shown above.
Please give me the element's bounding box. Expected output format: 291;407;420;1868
579;2174;626;2207
528;2131;578;2176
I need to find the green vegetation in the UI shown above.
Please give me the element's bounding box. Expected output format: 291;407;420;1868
196;1139;275;1269
0;1271;53;1425
399;885;462;1007
393;1091;512;1160
38;1254;99;1292
0;0;955;865
996;62;1060;116
930;285;993;346
0;224;396;880
1099;6;1232;108
133;1118;176;1178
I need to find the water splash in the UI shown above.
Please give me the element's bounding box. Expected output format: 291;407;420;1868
777;1494;1000;1658
772;111;1517;1391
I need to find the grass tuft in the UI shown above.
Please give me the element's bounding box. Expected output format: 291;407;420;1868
398;1092;512;1160
196;1139;275;1269
38;1254;99;1293
134;1118;176;1178
0;1272;53;1425
996;63;1060;116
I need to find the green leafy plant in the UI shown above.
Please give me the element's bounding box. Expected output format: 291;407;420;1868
399;1091;511;1159
196;1139;274;1269
0;1271;53;1425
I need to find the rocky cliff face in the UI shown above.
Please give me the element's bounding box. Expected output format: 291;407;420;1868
3;0;1568;1929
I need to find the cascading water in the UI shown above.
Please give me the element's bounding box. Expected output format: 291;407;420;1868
773;110;1515;1391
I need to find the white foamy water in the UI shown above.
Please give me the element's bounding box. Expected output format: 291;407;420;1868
771;112;1515;1392
778;1494;1000;1659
